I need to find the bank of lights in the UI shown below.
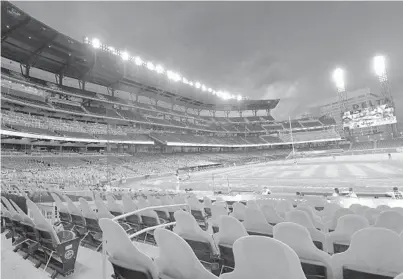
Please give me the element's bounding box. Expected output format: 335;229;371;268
86;37;244;101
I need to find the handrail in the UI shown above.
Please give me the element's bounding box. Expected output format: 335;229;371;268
112;203;190;221
129;221;176;239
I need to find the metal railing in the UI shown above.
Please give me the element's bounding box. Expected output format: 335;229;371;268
102;203;190;279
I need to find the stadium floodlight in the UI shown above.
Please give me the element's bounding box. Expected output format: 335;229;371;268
332;68;345;92
208;88;212;93
155;64;164;74
134;56;143;66
189;81;194;87
237;95;242;101
195;82;201;89
201;85;207;91
91;38;101;49
182;77;189;84
121;51;130;61
146;62;155;71
373;55;387;81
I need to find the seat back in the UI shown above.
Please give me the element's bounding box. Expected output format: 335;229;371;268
154;228;218;279
328;208;354;231
246;200;259;210
211;205;228;228
79;198;97;219
1;196;22;221
327;214;369;254
203;196;213;209
274;222;332;278
261;204;284;226
122;195;138;213
276;199;294;217
99;218;158;279
365;208;382;225
9;199;35;226
220;236;307;279
374;211;403;234
95;199;115;219
217;215;248;246
50;193;69;214
230;202;247;221
106;193;123;215
332;228;403;279
377;205;391;212
243;208;273;236
173;210;213;257
26;199;60;245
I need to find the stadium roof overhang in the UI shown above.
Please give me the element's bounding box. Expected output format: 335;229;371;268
1;1;279;111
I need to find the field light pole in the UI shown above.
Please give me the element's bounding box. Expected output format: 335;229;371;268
332;68;348;137
373;55;396;137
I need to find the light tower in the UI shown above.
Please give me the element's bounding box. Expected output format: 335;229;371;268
332;68;348;114
373;55;394;106
332;68;348;137
373;55;396;137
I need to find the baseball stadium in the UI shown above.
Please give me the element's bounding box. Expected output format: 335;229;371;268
1;2;403;279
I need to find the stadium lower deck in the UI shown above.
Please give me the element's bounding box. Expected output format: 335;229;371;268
2;153;403;279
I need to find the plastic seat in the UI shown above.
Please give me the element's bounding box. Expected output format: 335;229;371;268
58;192;87;236
276;199;294;218
50;193;73;230
216;215;248;273
203;197;213;217
220;235;307;279
242;208;273;237
230;202;247;221
364;208;382;225
210;205;228;233
286;210;327;251
332;228;403;279
106;193;123;216
26;199;80;277
274;222;333;279
261;204;284;226
326;215;369;254
187;196;208;230
297;205;325;231
391;207;403;216
325;208;354;232
318;203;342;221
99;218;159;279
79;198;104;248
395;272;403;279
160;195;177;221
349;204;370;216
173;210;219;270
374;211;403;234
154;228;219;278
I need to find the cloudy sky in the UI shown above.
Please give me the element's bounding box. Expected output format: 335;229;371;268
12;1;403;120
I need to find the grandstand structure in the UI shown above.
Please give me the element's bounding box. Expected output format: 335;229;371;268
1;2;341;153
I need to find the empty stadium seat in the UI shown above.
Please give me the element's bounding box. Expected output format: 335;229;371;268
319;203;342;222
187;196;208;230
326;215;369;254
216;216;248;273
210;205;228;233
220;235;307;279
50;193;74;231
274;222;333;279
325;208;354;232
230;202;247;221
203;197;213;217
246;200;259;210
79;198;104;249
364;208;382;225
377;205;391;211
332;228;403;279
276;199;294;218
395;273;403;279
172;210;219;271
297;204;325;231
26;199;80;278
154;228;219;278
106;193;123;216
242;208;273;237
349;204;370;216
374;211;403;234
59;193;87;237
286;210;326;251
261;204;284;226
99;218;159;279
